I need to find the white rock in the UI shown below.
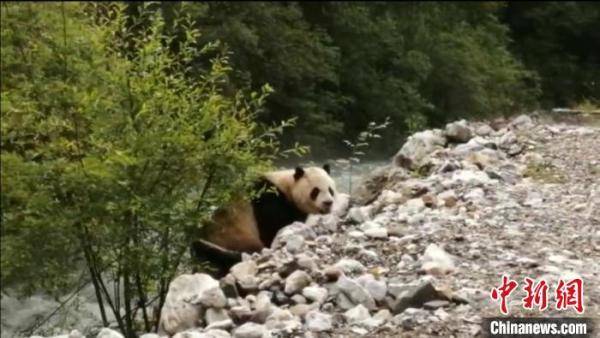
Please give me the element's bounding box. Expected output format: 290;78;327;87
332;193;351;217
231;261;258;281
348;230;365;239
360;221;382;231
510;114;533;129
407;197;427;212
205;308;231;325
377;190;405;206
334;259;366;274
68;330;84;338
302;286;328;304
305;310;333;332
96;329;123;338
393;129;447;169
173;331;205;338
351;327;368;335
464;188;485;202
364;227;388;239
285;234;305;254
475;124;494;136
253;291;274;323
265;308;301;331
271;222;317;249
140;334;160;338
206;320;234;331
284;270;311;294
359;249;379;260
174;330;231;338
198;285;227;308
357;275;387;302
337;275;376;309
296;254;318;271
159;274;221;335
445;119;473;143
451;170;490;186
374;309;392;321
421;244;456;276
237;275;259;291
348;206;372;223
233;322;269;338
343;304;371;323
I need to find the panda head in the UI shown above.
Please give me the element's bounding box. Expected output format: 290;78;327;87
290;164;337;215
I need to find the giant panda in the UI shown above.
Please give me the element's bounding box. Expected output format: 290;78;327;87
191;164;337;276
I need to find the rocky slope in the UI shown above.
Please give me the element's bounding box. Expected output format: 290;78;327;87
28;115;600;338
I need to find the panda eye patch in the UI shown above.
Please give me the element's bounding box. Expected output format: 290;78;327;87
329;187;335;196
310;187;320;201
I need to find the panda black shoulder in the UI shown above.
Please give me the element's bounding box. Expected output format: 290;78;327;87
251;177;307;247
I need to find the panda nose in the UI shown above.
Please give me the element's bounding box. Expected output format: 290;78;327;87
323;200;333;208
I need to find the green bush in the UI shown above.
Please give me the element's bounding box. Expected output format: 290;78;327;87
1;3;299;335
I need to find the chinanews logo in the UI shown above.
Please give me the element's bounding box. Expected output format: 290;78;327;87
483;275;595;337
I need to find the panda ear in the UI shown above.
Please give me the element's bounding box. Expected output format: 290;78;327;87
294;166;305;181
323;164;331;174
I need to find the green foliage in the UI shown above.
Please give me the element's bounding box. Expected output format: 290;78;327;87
154;2;539;156
1;2;296;335
503;2;600;107
159;2;344;150
336;117;391;194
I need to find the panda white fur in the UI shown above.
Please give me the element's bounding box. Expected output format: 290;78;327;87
191;164;337;276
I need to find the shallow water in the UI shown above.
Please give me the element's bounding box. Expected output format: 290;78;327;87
329;160;389;195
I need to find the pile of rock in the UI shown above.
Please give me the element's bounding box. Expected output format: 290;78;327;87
38;114;600;337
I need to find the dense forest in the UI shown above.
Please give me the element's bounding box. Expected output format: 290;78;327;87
154;1;598;157
1;2;599;337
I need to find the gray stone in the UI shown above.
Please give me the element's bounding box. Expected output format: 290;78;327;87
510;114;533;130
394;129;446;170
348;206;373;223
389;282;451;314
285;235;305;254
357;275;387;302
334;259;366;274
271;222;317;249
336;275;376;310
233;323;268;338
284;270;311;295
343;304;371;323
423;300;450;310
302;286;328;304
159;274;220;335
97;329;123;338
198;285;227;308
204;330;231;338
230;305;252;323
205;308;231;325
173;331;205;338
140;334;160;338
231;261;258;282
289;303;316;317
445;120;473;143
290;294;307;304
364;227;388;239
252;292;273;324
420;244;456;276
305;310;333;332
264;308;301;331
